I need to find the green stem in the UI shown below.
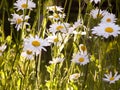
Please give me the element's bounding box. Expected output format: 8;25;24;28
65;0;72;22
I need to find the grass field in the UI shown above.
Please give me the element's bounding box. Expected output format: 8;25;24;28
0;0;120;90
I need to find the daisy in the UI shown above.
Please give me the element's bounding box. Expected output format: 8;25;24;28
0;44;7;56
49;22;70;34
101;13;117;23
48;13;65;21
9;13;30;31
47;6;63;12
23;35;50;55
103;72;120;84
72;19;82;29
49;57;64;64
69;73;80;81
90;8;108;19
92;23;120;38
71;52;89;65
90;0;101;4
14;0;36;11
79;44;87;55
21;49;34;60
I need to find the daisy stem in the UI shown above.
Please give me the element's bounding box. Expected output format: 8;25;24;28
82;64;89;90
65;0;72;22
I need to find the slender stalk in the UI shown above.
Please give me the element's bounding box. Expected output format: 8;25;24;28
65;0;72;22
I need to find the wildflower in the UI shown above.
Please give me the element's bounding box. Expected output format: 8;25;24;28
101;13;117;23
79;44;87;55
92;23;120;38
47;6;63;12
71;52;89;65
49;22;70;34
69;73;80;81
23;35;50;55
90;8;108;19
9;13;30;31
48;13;65;21
90;0;101;4
0;44;7;56
103;72;120;84
21;49;34;60
72;19;82;29
49;57;64;64
14;0;36;11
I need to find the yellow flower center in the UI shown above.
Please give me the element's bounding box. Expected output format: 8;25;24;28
105;27;114;33
54;13;59;18
110;77;115;81
56;25;64;31
32;40;41;47
21;3;28;9
54;38;59;42
26;50;32;55
97;13;103;18
74;74;80;79
106;18;111;22
17;18;22;24
0;50;2;53
81;45;86;52
79;57;84;62
51;7;56;11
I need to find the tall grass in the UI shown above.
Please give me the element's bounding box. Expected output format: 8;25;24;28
0;0;120;90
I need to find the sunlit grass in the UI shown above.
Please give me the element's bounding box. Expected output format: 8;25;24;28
0;0;120;90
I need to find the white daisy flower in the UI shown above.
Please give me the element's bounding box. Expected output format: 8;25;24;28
9;13;30;31
73;19;82;29
21;49;34;60
49;57;64;64
0;44;7;56
90;8;108;19
103;72;120;84
79;44;87;55
92;23;120;38
49;22;70;34
69;73;80;81
101;13;117;23
48;13;65;21
47;6;63;12
90;0;101;4
14;0;36;11
23;35;50;55
71;52;89;65
46;34;63;44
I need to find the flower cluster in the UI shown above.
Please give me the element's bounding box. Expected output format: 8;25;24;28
90;8;120;38
9;0;36;31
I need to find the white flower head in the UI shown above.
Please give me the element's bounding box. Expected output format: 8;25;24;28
103;72;120;84
92;23;120;38
14;0;36;11
79;44;87;55
46;34;64;46
48;13;65;21
73;19;82;29
0;44;7;56
71;52;89;65
47;6;63;12
49;57;64;64
90;0;101;4
9;13;30;31
23;35;50;55
101;13;117;23
21;49;34;60
49;22;70;34
69;73;80;81
90;8;108;19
